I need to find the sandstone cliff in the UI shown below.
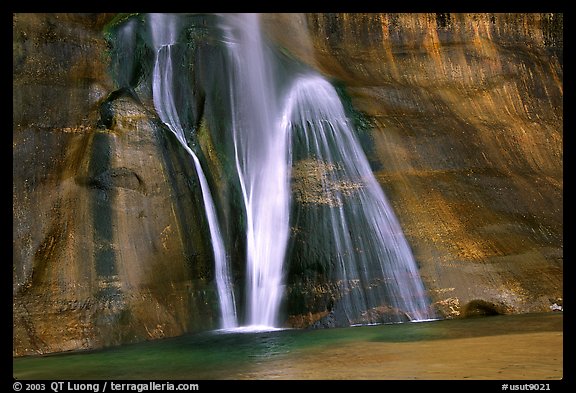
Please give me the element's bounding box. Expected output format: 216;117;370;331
13;13;563;355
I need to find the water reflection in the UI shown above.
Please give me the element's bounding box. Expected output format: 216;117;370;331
202;327;296;360
13;312;562;380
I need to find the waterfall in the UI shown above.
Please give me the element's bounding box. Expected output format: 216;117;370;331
219;14;292;328
148;13;238;329
119;12;434;330
217;13;433;326
283;75;435;322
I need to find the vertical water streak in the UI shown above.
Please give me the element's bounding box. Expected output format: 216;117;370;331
283;75;435;322
148;13;238;329
219;14;292;327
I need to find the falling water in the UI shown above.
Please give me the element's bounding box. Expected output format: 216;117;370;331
219;14;291;328
148;13;238;329
116;12;434;330
283;75;435;322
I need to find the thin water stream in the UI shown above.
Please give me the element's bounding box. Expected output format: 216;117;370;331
148;13;238;328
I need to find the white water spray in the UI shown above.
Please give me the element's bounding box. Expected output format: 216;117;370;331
219;14;292;328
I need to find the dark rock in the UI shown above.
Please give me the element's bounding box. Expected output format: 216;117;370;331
461;299;509;318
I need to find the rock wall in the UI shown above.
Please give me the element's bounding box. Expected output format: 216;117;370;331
13;13;563;355
264;13;562;321
13;13;219;356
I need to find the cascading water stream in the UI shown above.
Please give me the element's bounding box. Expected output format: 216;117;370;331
148;13;238;329
219;14;292;328
283;75;435;322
